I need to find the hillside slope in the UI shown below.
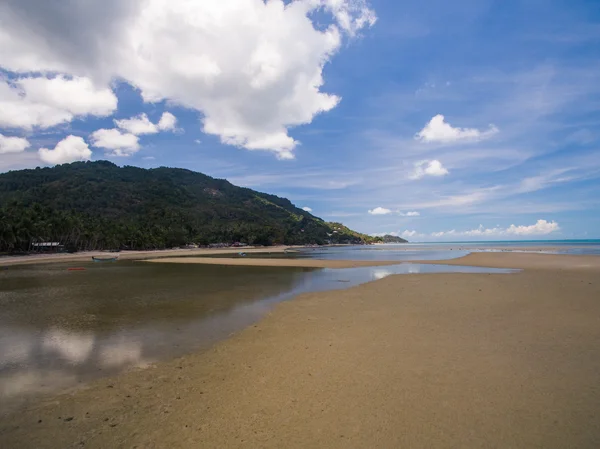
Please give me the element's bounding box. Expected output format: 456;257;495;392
0;161;385;251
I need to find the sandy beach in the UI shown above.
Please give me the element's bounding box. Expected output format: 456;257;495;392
143;256;404;268
0;247;291;267
1;252;599;448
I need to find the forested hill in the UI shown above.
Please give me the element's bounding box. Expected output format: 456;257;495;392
0;161;389;252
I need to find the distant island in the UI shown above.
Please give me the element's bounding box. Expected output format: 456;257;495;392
0;161;400;253
378;235;408;244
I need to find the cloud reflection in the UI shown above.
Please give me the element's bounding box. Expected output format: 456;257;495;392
42;328;95;364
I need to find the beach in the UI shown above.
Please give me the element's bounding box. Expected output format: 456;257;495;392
0;247;291;267
143;256;404;268
1;252;600;448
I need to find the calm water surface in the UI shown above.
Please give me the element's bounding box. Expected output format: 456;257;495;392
1;259;516;411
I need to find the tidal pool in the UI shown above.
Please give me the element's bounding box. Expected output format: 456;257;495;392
0;260;517;411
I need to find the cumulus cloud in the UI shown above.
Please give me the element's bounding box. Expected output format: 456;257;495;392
430;220;560;238
0;76;116;130
368;207;392;215
399;211;420;217
302;206;313;212
115;114;158;135
505;220;560;235
415;114;498;143
0;133;30;154
16;75;117;116
115;112;178;135
157;112;177;131
38;135;92;164
90;129;140;156
410;160;449;180
0;0;376;159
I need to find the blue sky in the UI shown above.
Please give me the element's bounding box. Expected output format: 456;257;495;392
0;0;599;240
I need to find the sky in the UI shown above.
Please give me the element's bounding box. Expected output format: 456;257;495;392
0;0;599;241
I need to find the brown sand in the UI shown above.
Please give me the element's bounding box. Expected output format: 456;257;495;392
1;253;600;448
0;247;291;267
143;256;402;268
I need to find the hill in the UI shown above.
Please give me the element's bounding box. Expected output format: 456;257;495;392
0;161;385;252
379;234;408;243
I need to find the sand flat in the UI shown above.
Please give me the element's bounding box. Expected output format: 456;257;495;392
1;252;600;448
415;251;600;270
0;247;291;267
143;256;403;268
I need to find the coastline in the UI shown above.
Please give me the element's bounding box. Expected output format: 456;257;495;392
2;241;592;268
0;246;292;267
1;252;599;448
414;251;600;270
142;256;403;269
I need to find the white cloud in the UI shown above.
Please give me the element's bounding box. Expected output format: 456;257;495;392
38;135;92;164
368;207;392;215
16;75;117;116
505;219;560;235
415;114;498;143
0;0;376;159
0;133;30;154
115;114;158;135
430;219;560;239
0;79;72;129
158;112;177;131
410;160;449;180
0;76;116;130
302;206;313;212
90;129;140;156
398;211;420;217
115;112;178;135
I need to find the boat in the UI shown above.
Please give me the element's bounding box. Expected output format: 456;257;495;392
92;255;119;262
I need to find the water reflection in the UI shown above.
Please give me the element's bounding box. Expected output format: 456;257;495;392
0;261;517;411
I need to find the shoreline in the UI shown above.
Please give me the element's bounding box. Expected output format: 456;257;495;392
1;241;594;267
143;251;600;270
142;256;404;269
1;252;600;447
413;251;600;270
0;246;293;267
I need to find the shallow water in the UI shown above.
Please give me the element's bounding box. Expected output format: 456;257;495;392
211;246;471;261
0;260;516;411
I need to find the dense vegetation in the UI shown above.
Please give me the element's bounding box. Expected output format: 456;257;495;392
0;161;398;252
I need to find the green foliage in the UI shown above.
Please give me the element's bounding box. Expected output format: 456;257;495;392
378;234;408;243
0;161;378;252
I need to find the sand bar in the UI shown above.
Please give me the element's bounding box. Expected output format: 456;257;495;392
143;256;403;268
414;251;600;270
1;252;599;448
0;246;291;267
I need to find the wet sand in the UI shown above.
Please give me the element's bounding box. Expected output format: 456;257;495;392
1;253;600;448
416;251;600;270
0;247;290;267
144;256;403;268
